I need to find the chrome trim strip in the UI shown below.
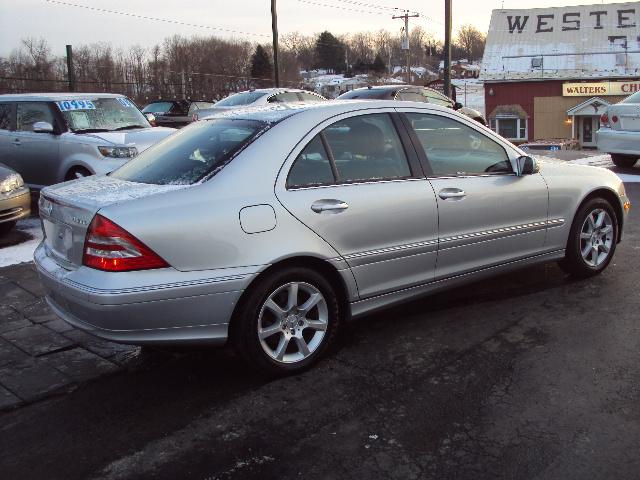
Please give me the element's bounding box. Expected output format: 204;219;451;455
440;218;565;245
343;239;438;260
287;177;427;191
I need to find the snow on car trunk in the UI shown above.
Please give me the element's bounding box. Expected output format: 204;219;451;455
39;175;187;269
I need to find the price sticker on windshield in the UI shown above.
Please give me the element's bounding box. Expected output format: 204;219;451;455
56;100;96;111
116;98;134;108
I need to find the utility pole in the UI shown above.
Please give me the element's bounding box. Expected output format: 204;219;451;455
271;0;280;87
443;0;452;97
66;45;75;92
393;11;419;84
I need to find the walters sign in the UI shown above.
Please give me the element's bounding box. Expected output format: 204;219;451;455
563;81;640;96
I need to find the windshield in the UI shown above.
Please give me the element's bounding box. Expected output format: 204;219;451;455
142;102;175;114
622;92;640;104
215;92;266;107
57;97;149;132
110;118;268;185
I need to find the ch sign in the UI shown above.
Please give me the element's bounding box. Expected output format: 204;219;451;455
563;81;640;96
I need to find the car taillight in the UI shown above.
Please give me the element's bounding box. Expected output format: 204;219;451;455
600;113;609;126
83;214;168;272
611;114;619;123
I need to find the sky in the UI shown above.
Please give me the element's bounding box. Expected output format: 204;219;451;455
0;0;631;55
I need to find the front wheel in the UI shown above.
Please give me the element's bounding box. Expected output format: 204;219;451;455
232;267;341;375
559;197;618;278
610;154;637;168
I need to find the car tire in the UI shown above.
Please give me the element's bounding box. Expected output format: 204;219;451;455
0;221;16;235
232;266;341;375
65;167;92;181
558;197;618;278
610;154;637;168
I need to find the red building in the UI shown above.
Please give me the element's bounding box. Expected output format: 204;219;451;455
482;3;640;147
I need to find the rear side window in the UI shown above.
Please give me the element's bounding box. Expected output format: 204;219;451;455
622;91;640;103
337;89;389;99
215;92;266;107
287;135;335;188
405;113;511;176
142;102;175;114
0;104;12;130
425;91;453;107
111;119;268;185
16;102;54;132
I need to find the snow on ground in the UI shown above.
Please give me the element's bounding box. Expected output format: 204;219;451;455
452;79;485;116
0;217;42;268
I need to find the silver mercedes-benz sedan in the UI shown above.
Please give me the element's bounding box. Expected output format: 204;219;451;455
34;100;630;374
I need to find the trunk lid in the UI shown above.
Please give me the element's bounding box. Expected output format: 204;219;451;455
608;103;640;132
39;175;187;269
77;126;175;152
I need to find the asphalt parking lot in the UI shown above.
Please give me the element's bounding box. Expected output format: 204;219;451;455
1;176;639;480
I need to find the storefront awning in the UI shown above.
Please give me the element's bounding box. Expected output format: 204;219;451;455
566;97;611;116
488;104;528;119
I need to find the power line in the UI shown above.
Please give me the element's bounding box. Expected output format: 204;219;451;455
295;0;389;16
43;0;271;39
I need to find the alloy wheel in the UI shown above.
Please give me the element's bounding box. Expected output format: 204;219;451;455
257;282;328;363
580;208;614;267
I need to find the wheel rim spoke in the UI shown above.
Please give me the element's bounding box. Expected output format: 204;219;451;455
306;319;328;331
580;209;614;267
295;337;311;357
258;323;282;340
258;281;329;364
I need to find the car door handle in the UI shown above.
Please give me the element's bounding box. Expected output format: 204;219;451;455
311;199;349;213
438;188;466;200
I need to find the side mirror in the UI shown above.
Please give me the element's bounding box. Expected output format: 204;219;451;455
516;155;538;176
32;121;54;133
143;113;156;127
453;102;463;110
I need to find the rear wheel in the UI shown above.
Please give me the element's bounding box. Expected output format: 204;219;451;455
610;154;637;168
232;267;341;375
65;167;92;181
559;197;617;278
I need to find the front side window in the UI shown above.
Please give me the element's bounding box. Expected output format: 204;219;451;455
405;113;511;176
16;102;54;132
111;119;268;185
215;92;266;107
57;97;149;132
0;104;12;130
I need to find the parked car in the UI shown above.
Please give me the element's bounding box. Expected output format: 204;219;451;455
35;100;629;375
193;88;326;120
0;163;30;234
597;91;640;167
337;85;486;125
142;100;215;128
0;93;176;190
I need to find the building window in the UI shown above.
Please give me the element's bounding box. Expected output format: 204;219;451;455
490;116;527;141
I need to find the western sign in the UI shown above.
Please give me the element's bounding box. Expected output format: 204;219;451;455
506;8;636;34
563;81;640;96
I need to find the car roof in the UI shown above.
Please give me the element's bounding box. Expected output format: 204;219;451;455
204;99;456;124
0;92;127;102
233;88;319;95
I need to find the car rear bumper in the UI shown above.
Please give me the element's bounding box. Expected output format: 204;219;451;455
0;187;31;224
34;243;257;345
596;128;640;156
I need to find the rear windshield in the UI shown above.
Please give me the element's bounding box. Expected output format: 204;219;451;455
215;92;266;107
338;89;391;99
57;97;149;132
622;91;640;104
110;118;268;185
142;102;175;113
